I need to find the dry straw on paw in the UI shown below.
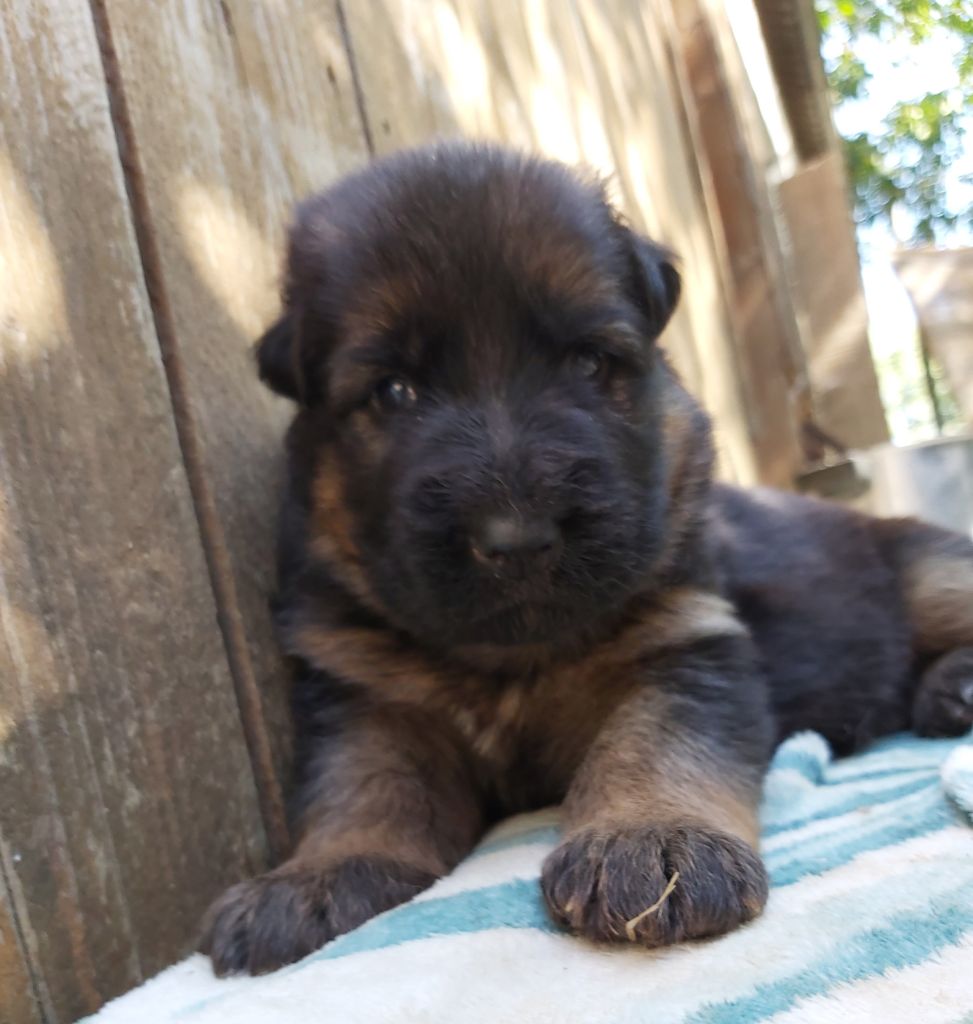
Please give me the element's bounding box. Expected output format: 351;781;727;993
624;871;680;941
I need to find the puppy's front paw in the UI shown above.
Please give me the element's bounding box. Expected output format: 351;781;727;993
913;647;973;738
541;823;767;947
200;857;436;975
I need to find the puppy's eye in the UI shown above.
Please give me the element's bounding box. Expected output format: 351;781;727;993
572;347;606;380
371;376;418;413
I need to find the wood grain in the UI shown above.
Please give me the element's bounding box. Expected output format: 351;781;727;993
342;0;758;483
778;154;888;448
573;0;758;485
0;2;267;1019
0;863;44;1024
93;0;372;818
665;0;805;486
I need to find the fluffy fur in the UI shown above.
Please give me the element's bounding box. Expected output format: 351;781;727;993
200;143;973;976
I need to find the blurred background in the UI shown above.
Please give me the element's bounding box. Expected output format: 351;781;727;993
817;0;971;438
0;2;971;1022
812;0;972;532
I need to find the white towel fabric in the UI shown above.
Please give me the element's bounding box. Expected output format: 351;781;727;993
84;730;973;1024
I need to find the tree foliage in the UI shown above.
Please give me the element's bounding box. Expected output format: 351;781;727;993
817;0;973;244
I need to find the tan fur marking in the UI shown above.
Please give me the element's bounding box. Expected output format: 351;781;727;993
292;620;531;771
468;686;527;763
906;556;973;651
561;689;761;846
451;708;479;743
291;621;447;705
291;704;484;878
491;593;744;792
653;371;713;578
559;588;746;687
644;589;748;648
293;583;747;794
496;686;526;725
309;455;386;613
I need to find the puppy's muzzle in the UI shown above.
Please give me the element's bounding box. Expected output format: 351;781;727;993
471;514;563;578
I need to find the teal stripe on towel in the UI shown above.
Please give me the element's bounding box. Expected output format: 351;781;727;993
687;887;973;1024
767;803;957;886
825;734;967;777
819;763;939;785
175;880;554;1020
761;775;937;838
765;780;943;857
310;877;554;963
310;806;960;967
170;731;971;1024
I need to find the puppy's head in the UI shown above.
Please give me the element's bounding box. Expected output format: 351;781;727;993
261;144;696;651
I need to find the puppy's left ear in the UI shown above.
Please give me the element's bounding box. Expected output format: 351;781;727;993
255;315;302;401
622;230;682;339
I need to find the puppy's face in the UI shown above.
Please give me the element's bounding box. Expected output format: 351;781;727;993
261;146;683;651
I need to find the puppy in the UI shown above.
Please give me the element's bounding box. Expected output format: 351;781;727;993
200;143;973;975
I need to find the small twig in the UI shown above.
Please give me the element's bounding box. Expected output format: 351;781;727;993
624;871;681;941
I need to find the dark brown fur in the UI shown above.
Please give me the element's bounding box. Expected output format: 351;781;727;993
200;144;973;975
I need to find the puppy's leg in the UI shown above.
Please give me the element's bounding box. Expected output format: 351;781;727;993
875;518;973;737
201;696;482;975
542;635;773;947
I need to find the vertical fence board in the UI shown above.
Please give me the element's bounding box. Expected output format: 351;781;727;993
0;2;267;1020
341;0;758;482
93;0;371;815
572;0;758;484
778;154;888;448
666;0;805;486
0;871;44;1024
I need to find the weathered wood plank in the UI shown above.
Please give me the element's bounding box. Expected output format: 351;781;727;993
0;862;45;1024
571;0;758;484
342;0;758;483
665;0;805;486
778;154;888;448
0;2;267;1019
93;0;372;816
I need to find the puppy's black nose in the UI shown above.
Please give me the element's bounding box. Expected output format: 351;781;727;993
472;515;562;575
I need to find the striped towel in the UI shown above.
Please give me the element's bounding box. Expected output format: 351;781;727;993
87;731;973;1024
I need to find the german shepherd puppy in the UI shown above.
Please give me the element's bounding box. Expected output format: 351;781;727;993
201;143;973;975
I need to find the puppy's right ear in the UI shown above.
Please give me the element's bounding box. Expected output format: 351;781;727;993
255;315;303;402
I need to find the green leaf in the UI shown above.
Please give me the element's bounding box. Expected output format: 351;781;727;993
818;0;973;244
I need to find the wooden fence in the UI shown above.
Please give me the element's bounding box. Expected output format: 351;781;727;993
0;2;870;1021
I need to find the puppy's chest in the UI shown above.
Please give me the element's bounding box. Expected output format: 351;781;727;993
446;683;533;766
438;679;572;809
434;663;629;808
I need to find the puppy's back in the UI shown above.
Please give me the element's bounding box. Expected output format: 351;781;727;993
711;485;913;751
